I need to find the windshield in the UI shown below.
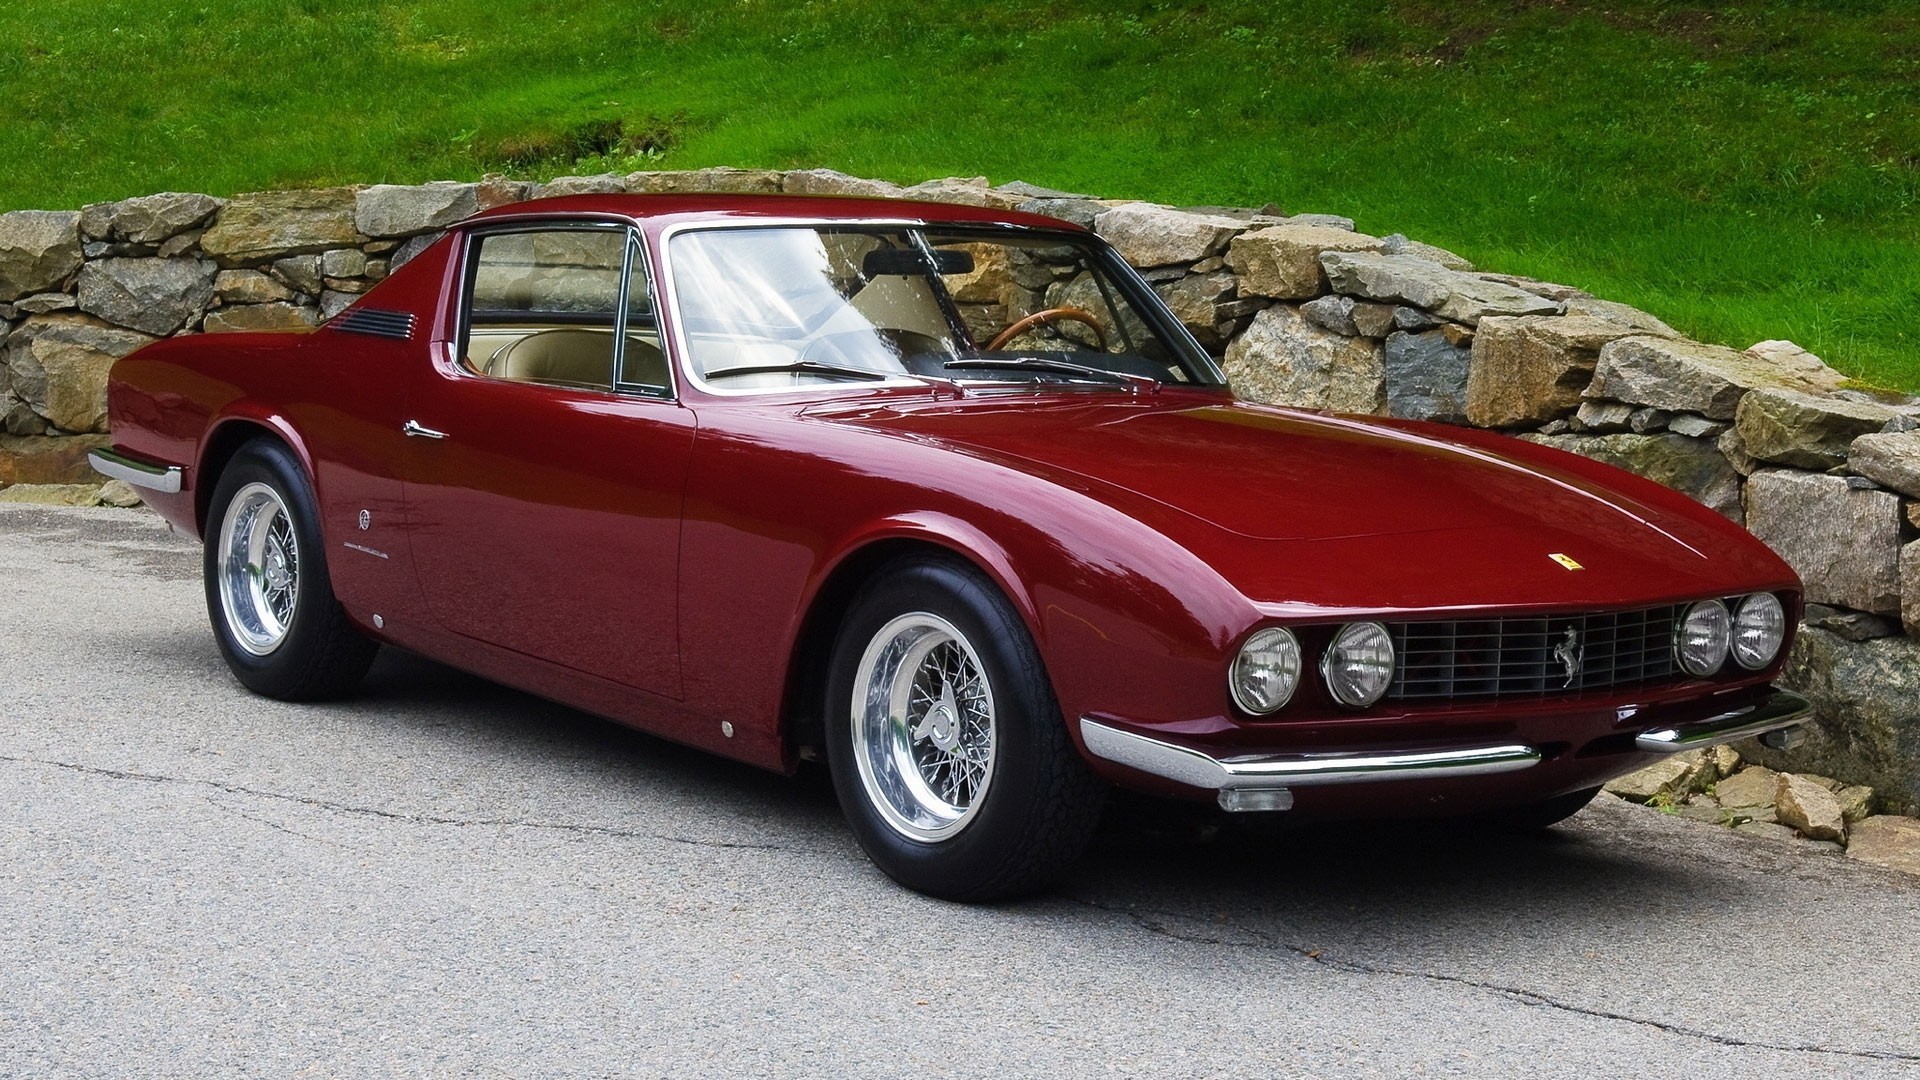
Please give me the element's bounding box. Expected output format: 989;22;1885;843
666;224;1221;391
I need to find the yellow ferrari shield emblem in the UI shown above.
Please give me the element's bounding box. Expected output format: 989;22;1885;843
1549;553;1584;571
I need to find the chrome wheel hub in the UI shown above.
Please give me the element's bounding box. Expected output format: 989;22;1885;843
217;481;300;656
850;613;997;843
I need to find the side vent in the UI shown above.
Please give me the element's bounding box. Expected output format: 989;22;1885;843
332;308;417;341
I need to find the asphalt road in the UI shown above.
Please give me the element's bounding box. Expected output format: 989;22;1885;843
3;504;1919;1078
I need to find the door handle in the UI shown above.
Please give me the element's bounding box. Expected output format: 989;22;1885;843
403;419;449;440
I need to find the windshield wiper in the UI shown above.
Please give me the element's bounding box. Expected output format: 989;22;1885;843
705;361;890;382
944;356;1157;392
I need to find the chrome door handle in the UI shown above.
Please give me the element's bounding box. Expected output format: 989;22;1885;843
403;420;448;440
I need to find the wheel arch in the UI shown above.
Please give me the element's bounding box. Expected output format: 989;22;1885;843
194;412;316;534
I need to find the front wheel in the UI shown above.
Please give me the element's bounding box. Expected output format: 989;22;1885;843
204;438;378;700
825;557;1105;901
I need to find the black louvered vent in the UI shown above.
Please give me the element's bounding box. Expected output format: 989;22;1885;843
1387;605;1682;702
332;308;416;341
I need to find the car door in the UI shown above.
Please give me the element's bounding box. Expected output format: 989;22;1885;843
401;222;695;697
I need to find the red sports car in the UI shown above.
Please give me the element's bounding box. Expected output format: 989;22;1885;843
93;194;1809;900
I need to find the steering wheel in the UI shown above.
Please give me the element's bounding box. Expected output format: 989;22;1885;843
986;307;1108;352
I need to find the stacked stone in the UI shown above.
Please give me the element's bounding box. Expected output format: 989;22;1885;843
0;169;1916;813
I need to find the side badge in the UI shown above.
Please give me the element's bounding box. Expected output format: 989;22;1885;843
1549;553;1583;571
358;509;372;531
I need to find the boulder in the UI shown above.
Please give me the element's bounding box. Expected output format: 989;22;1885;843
1156;270;1239;348
1845;816;1920;875
782;169;905;199
75;257;217;336
1380;233;1472;270
202;303;322;334
1835;785;1875;823
1318;251;1559;325
1667;414;1728;439
1016;198;1103;229
201;188;364;265
1903;541;1919;637
1587;336;1846;419
475;175;534;210
1221;304;1385;414
354;182;479;238
1382;330;1470;423
321;249;367;279
78;192;223;245
1561;296;1678;336
1803;603;1898;642
1094;204;1246;268
270;255;324;296
1774;773;1846;841
1523;432;1743;520
0;211;84;301
1350;302;1397;338
1465;314;1637;428
1300;295;1359;336
1732;389;1896;470
1706;744;1742;782
1744;628;1920;814
529;174;625;198
1848;432;1920;499
994;180;1092;200
214;269;295;305
0;482;106;506
1602;755;1702;802
627;167;784;195
904;177;1026;209
1227;223;1383;300
0;433;111;485
3;315;155;433
1477;273;1588;302
1743;470;1902;613
1714;766;1780;809
1573;400;1634;432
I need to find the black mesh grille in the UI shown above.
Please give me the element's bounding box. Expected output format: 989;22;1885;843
1387;605;1681;701
332;308;416;341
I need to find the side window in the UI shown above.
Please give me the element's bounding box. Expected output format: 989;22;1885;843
461;228;630;392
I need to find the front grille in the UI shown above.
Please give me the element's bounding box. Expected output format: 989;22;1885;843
1387;605;1681;702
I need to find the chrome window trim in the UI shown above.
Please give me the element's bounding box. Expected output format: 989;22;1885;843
450;218;678;404
653;217;1226;398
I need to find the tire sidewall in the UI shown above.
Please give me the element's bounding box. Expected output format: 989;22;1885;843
825;557;1081;898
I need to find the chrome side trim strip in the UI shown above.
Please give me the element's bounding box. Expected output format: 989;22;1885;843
1634;690;1812;753
1078;717;1542;790
87;448;183;494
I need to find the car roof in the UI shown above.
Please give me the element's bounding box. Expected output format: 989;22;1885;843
467;192;1091;232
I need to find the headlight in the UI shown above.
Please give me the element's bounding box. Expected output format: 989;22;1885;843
1321;621;1395;708
1731;592;1785;670
1674;599;1730;676
1231;627;1301;714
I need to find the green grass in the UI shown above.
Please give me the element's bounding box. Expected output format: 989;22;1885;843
4;1;1918;389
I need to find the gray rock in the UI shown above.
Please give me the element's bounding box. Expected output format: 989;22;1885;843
1715;766;1780;809
782;168;905;199
1667;414;1729;439
627;167;785;195
1775;773;1847;841
390;232;444;271
1476;273;1589;302
1379;233;1473;270
475;175;534;210
1573;400;1635;432
202;303;322;334
1524;432;1743;519
1745;629;1920;814
1536;419;1571;436
1848;432;1920;499
1803;603;1899;642
529;174;625;198
214;270;294;305
1588;335;1847;420
1561;296;1679;337
904;177;1026;209
12;293;76;315
1744;470;1902;613
1627;406;1671;433
270;255;324;296
201;188;365;265
1350;302;1396;338
1903;541;1919;638
1382;330;1471;422
75;257;217;336
1733;388;1896;470
1835;785;1875;823
1392;306;1442;331
1465;315;1636;428
1845;816;1920;875
994;180;1092;200
1319;251;1559;325
1299;295;1359;335
1094;204;1246;268
79;192;224;244
1718;426;1760;475
2;314;155;432
1156;270;1238;348
354;182;479;238
1221;304;1385;414
319;291;358;319
0;211;84;301
1227;223;1383;299
1603;756;1703;802
1016;198;1102;229
321;248;367;279
1286;213;1356;230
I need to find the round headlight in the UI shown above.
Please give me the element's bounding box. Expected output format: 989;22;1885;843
1231;627;1301;714
1321;621;1396;708
1674;599;1731;676
1731;592;1786;670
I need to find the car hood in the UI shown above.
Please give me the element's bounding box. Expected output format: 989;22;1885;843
815;393;1794;612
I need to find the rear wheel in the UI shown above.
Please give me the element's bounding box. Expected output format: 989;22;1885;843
825;557;1105;901
204;438;377;700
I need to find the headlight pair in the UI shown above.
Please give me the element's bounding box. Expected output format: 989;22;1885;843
1230;621;1395;715
1677;592;1785;676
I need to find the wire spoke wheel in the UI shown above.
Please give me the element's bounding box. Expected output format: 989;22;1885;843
850;612;998;843
216;481;301;656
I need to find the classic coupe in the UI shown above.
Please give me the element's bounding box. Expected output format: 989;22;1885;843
93;193;1810;900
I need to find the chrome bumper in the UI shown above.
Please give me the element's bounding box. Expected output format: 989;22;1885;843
87;448;184;494
1078;689;1812;812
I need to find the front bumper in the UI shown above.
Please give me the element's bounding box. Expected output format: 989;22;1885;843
1080;689;1811;812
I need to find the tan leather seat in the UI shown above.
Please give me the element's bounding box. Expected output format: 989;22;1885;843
488;330;669;390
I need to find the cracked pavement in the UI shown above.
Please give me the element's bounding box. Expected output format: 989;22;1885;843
3;504;1918;1078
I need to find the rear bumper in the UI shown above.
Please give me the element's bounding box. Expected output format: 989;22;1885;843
87;447;184;494
1079;689;1811;812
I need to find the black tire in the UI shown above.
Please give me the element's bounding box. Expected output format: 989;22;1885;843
825;556;1106;902
203;438;377;700
1484;785;1602;833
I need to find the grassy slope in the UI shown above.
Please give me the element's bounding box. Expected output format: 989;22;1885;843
4;0;1917;388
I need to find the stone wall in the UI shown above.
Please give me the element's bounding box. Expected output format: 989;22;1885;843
2;167;1917;807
